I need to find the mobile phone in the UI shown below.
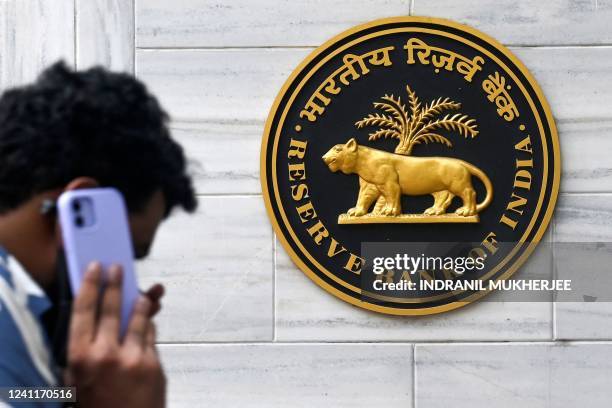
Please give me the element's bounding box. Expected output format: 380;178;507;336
58;188;139;336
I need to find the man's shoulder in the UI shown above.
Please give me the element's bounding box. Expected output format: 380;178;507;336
0;263;56;388
0;297;50;387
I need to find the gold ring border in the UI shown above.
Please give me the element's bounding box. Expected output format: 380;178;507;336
260;16;561;315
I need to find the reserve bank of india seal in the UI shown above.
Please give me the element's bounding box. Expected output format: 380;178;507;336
261;17;560;315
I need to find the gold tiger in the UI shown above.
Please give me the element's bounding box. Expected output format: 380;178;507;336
322;138;493;217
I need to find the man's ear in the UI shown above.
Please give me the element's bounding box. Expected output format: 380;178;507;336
63;177;99;191
345;138;357;152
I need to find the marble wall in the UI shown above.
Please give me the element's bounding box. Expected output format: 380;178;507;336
2;1;611;406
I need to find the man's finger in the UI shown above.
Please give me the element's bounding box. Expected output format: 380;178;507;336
69;262;102;351
145;321;157;352
123;296;151;351
144;283;164;317
95;264;123;343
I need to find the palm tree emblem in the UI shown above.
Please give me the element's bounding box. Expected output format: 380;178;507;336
355;84;479;155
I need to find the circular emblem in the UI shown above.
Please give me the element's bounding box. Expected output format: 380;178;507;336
261;17;560;315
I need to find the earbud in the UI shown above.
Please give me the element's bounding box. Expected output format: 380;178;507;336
40;199;57;215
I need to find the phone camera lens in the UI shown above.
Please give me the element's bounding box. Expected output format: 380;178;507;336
75;216;84;227
72;200;81;212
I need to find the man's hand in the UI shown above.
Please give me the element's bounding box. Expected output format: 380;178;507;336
66;262;166;408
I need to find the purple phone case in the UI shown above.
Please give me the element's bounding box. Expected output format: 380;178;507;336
58;188;139;336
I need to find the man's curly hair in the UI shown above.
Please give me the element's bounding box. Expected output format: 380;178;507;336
0;61;197;215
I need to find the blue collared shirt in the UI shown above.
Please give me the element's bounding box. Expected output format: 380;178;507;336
0;247;60;407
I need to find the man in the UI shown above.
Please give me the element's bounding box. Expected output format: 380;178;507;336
0;62;197;407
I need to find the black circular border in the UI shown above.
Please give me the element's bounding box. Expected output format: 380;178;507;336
262;18;559;314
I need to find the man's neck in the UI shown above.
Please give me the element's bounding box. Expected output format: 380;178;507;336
0;196;58;288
